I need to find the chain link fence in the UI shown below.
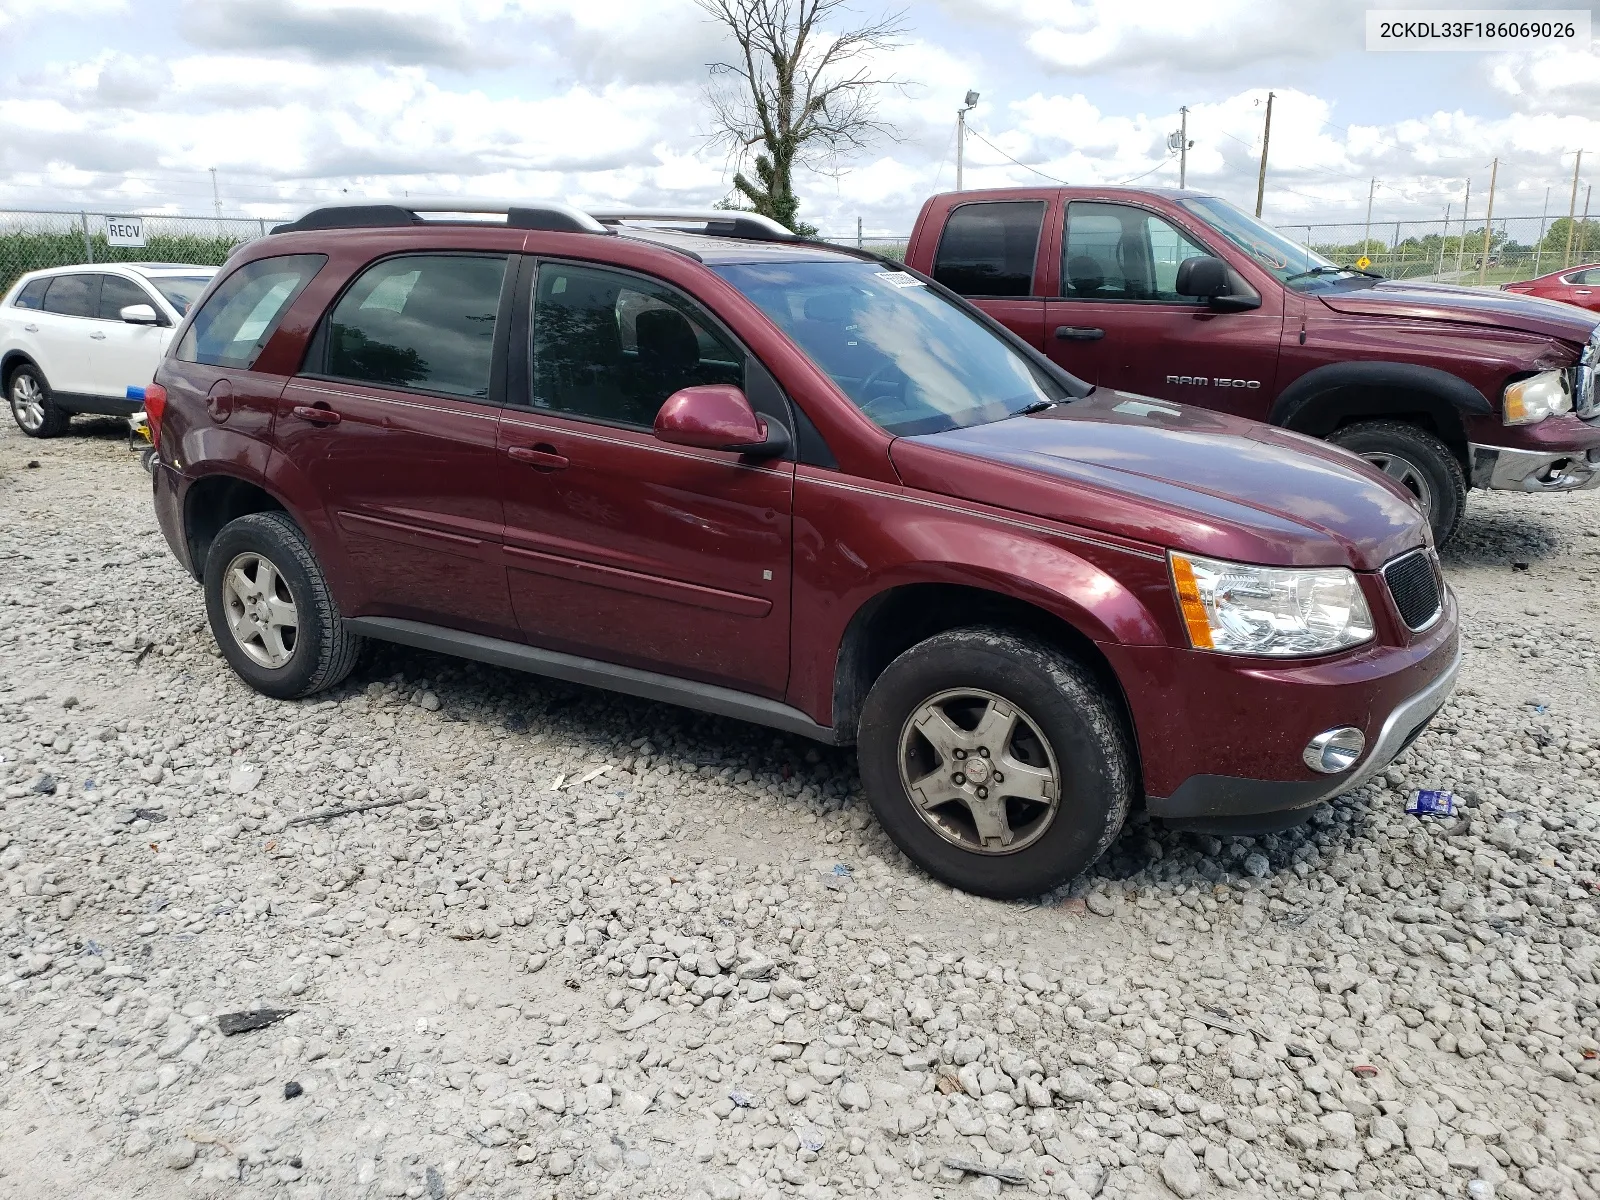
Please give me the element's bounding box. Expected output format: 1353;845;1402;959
0;209;270;297
822;214;1600;285
6;207;1597;295
1285;214;1600;285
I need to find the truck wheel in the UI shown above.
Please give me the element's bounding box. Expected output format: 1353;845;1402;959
1330;420;1466;546
8;365;68;438
204;512;363;700
857;626;1133;900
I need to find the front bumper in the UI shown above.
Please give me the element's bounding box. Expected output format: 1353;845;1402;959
1150;641;1462;831
1469;442;1600;492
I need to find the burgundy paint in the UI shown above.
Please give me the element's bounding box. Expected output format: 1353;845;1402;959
154;218;1459;809
653;384;767;449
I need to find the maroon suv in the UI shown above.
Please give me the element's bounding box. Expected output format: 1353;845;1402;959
146;202;1459;899
907;187;1600;545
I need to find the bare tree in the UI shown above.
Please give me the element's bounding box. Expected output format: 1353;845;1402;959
699;0;906;234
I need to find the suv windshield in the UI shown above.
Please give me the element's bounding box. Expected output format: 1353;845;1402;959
712;260;1067;436
1179;197;1379;293
148;275;213;315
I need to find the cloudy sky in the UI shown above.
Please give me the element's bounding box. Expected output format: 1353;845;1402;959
0;0;1596;235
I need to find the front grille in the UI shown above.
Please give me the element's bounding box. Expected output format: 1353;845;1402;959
1384;549;1442;632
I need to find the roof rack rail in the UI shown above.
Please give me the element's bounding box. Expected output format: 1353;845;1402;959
590;209;797;243
271;200;610;236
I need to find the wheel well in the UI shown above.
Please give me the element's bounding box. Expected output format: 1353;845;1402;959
1;352;38;393
830;583;1134;749
1279;386;1470;472
184;476;287;578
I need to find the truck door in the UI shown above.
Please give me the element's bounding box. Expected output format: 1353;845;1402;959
1045;201;1284;418
928;199;1049;351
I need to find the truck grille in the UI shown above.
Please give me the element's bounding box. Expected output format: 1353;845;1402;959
1384;549;1442;631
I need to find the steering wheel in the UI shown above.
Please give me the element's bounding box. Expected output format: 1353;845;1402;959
856;362;910;414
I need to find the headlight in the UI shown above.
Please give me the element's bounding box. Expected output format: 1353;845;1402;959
1503;371;1572;425
1169;552;1374;657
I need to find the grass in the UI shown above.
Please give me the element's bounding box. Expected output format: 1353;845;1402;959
0;231;248;295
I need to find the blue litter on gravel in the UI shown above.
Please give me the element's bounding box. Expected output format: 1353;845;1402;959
832;864;852;877
1407;789;1457;817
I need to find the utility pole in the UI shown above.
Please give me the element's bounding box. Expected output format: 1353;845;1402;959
1534;186;1551;275
1362;178;1376;260
856;216;863;249
1564;150;1583;269
1478;157;1498;286
1179;106;1189;188
1254;91;1274;217
210;167;222;225
1455;178;1471;279
955;90;979;192
1582;184;1594;263
1438;204;1450;277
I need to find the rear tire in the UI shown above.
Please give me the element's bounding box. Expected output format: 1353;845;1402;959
8;365;68;438
857;626;1133;900
1330;420;1466;547
204;512;362;699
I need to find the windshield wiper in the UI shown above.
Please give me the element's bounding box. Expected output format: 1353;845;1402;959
1284;264;1384;282
1013;399;1059;416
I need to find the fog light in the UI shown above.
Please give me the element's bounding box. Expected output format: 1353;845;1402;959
1304;727;1365;774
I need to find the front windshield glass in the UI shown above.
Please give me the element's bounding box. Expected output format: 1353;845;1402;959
149;275;213;315
712;260;1066;436
1179;197;1375;293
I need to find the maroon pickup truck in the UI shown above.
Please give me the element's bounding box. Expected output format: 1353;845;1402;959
907;187;1600;544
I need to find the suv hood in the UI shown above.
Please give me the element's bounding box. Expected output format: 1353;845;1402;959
889;389;1426;570
1319;279;1600;344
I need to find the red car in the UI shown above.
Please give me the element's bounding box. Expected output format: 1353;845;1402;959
906;188;1600;546
146;202;1458;898
1503;263;1600;312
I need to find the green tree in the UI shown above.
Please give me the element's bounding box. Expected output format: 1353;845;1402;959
699;0;906;235
1540;217;1600;262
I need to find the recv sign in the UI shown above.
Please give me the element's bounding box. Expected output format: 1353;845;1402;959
105;216;145;248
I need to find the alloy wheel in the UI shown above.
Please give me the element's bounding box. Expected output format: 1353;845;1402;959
1359;450;1435;517
221;551;299;669
897;688;1061;855
10;375;45;432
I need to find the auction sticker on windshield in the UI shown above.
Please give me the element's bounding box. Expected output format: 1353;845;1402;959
875;271;925;288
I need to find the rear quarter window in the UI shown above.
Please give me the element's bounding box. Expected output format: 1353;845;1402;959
176;254;326;370
13;278;49;309
932;201;1045;298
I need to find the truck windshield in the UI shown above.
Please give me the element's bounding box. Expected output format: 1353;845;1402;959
1179;197;1376;293
712;260;1068;436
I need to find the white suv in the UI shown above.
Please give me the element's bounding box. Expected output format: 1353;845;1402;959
1;262;217;437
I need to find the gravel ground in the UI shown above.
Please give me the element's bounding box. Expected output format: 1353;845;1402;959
0;418;1597;1200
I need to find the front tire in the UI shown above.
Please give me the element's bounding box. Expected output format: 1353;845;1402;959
857;627;1133;900
1330;420;1466;546
8;365;68;438
204;512;362;699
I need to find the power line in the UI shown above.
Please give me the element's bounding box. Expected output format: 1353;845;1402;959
962;128;1071;185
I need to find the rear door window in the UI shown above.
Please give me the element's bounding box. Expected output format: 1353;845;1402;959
41;273;98;317
13;278;49;309
176;254;325;370
322;254;509;400
98;275;157;321
932;201;1045;297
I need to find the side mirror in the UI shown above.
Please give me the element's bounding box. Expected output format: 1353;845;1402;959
120;303;160;326
653;385;789;458
1175;256;1229;298
1174;256;1262;313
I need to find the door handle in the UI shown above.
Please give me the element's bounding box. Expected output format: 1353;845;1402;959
291;404;341;426
1576;290;1593;295
1055;326;1105;341
23;324;37;333
89;331;107;341
507;444;568;470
